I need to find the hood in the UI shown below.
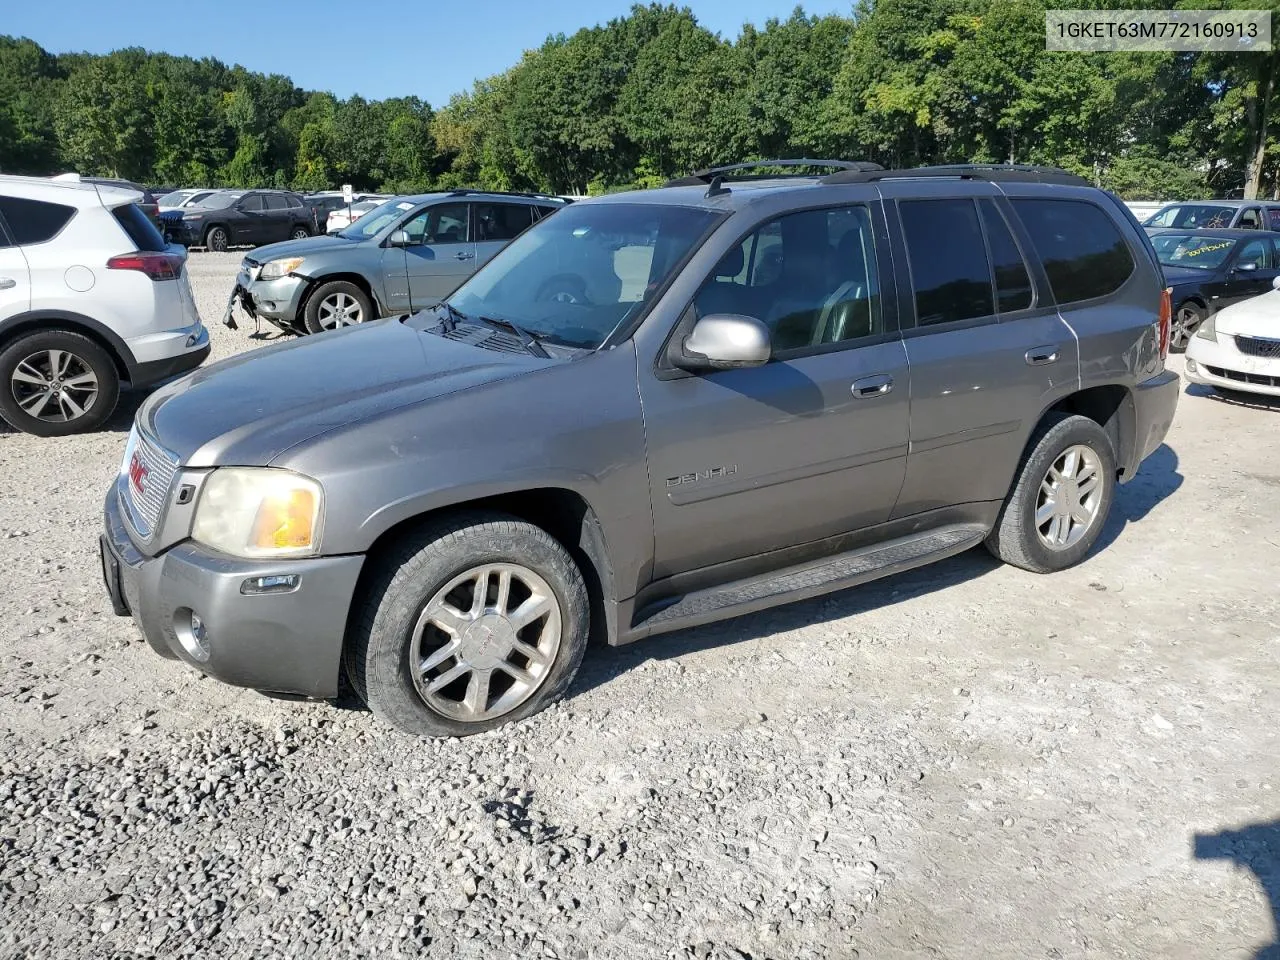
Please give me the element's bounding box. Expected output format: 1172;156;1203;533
1161;265;1215;285
139;319;551;467
1213;289;1280;338
246;234;354;264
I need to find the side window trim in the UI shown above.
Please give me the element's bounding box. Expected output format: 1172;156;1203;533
979;198;1039;316
892;196;1000;334
1009;197;1137;307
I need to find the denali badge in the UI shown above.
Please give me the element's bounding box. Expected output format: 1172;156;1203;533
666;464;738;487
128;451;149;496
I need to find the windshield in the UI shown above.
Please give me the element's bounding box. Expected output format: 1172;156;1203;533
192;191;242;210
444;202;721;350
1144;204;1236;229
1151;233;1237;270
337;197;412;238
158;190;192;206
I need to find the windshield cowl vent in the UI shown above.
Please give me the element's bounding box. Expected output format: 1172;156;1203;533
441;322;531;356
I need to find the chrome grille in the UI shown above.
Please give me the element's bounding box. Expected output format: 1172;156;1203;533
1234;335;1280;359
120;428;179;538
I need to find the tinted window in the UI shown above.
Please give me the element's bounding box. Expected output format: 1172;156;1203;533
979;200;1033;312
0;196;76;245
1269;208;1280;231
534;205;562;221
240;194;264;212
900;199;994;325
1013;199;1135;304
401;203;469;244
695;205;883;351
475;203;533;242
113;204;167;252
264;194;288;211
287;195;304;209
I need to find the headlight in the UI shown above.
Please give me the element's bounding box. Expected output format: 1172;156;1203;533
191;468;323;558
259;257;305;280
1195;313;1217;341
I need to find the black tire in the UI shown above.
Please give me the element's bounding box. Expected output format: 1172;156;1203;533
0;329;120;437
345;512;590;737
205;225;229;252
289;225;311;241
303;280;375;334
985;413;1117;574
1172;300;1206;352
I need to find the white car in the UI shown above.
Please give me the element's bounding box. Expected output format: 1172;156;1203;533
326;199;384;234
0;174;210;436
157;189;215;211
1185;276;1280;398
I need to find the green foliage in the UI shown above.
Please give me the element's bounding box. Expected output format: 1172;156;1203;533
3;1;1280;198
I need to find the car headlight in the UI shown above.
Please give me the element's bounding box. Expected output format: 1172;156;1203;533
191;468;323;558
1195;313;1217;341
259;257;305;280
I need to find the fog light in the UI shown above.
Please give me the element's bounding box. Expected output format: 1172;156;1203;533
241;574;300;595
1185;357;1197;373
175;608;211;662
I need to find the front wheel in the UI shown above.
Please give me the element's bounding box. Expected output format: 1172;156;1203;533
345;513;590;737
0;329;120;436
985;413;1117;573
303;280;374;333
1172;301;1206;351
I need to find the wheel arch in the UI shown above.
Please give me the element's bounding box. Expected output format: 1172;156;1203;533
297;272;384;322
0;310;136;383
1044;384;1136;480
352;487;618;650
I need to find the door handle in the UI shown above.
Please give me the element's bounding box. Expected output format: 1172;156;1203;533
454;252;475;261
0;277;15;290
851;374;893;398
1026;346;1059;366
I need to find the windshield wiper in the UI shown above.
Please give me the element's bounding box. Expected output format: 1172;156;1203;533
432;301;467;332
475;315;551;359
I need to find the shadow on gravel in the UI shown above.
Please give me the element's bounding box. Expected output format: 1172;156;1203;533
1186;381;1280;412
1091;442;1182;555
571;546;1002;698
1195;819;1280;960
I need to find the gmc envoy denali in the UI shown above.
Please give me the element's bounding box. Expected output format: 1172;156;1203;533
101;161;1180;737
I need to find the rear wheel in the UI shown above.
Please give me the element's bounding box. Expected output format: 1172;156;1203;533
1172;301;1205;351
985;413;1116;573
303;280;374;334
204;226;229;252
0;329;119;436
345;512;589;737
289;225;310;241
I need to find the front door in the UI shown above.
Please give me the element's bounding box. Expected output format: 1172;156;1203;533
639;202;911;578
401;202;476;308
1219;236;1279;308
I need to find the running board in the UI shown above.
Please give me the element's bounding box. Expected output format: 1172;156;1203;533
631;523;989;639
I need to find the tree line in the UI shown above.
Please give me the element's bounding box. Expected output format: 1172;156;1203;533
2;0;1279;200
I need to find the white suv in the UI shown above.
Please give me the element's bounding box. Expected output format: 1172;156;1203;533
0;175;210;436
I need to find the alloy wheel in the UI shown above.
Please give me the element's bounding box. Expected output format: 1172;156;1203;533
316;292;364;328
1035;444;1103;549
409;563;562;722
1173;305;1200;348
9;349;98;423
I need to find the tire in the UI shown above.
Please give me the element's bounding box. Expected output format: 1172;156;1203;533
345;512;590;737
205;225;229;252
303;280;375;334
1172;301;1205;352
0;329;120;437
984;413;1117;574
289;225;311;241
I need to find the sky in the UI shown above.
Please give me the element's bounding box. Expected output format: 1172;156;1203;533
7;0;850;106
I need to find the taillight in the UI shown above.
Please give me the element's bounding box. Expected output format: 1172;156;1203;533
106;252;184;282
1158;287;1172;360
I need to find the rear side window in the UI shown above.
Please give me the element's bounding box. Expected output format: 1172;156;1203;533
475;202;533;241
1012;199;1135;304
264;195;289;211
900;198;994;325
1270;208;1280;231
113;204;167;252
287;195;304;209
979;200;1033;312
0;196;76;245
534;205;562;220
240;195;264;212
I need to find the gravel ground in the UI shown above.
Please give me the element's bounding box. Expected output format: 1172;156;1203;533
1;250;1278;960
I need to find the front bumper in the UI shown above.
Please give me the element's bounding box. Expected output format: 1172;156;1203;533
242;273;308;323
1123;368;1180;480
102;485;364;699
1185;337;1280;397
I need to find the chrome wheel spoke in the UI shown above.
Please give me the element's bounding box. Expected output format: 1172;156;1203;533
47;350;67;379
419;637;461;673
463;669;492;715
509;594;552;630
426;661;469;693
1076;474;1099;499
495;569;512;614
1035;499;1057;527
511;638;551;668
58;390;85;419
425;601;468;636
1036;444;1104;550
19;389;52;416
499;662;537;686
63;372;97;390
12;361;47;386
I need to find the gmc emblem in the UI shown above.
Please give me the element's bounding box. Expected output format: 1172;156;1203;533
128;451;148;496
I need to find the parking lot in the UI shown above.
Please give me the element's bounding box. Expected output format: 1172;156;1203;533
1;251;1278;959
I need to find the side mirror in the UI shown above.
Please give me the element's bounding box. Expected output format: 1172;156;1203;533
675;314;771;371
389;230;411;247
1237;261;1259;272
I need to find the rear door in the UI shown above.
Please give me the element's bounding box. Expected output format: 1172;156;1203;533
232;193;266;244
880;181;1080;517
0;204;32;323
400;201;476;307
473;201;535;269
263;194;293;242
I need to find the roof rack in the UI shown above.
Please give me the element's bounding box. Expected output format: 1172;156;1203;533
447;188;571;203
821;163;1090;186
664;159;884;188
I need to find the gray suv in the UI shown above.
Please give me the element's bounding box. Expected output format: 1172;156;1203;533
101;161;1180;738
224;190;568;334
